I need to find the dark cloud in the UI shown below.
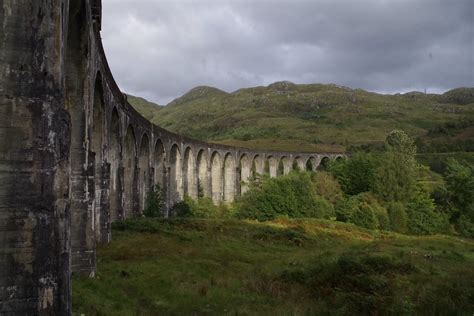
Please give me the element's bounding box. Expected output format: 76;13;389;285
101;0;473;104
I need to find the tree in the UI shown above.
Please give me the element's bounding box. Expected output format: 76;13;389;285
329;152;377;196
143;184;166;218
385;130;417;162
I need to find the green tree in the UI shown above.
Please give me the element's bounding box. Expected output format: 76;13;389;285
144;184;166;218
329;152;377;196
335;193;387;230
385;130;417;162
443;159;474;237
235;171;334;221
405;185;448;235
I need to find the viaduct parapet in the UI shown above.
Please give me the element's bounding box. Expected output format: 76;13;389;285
0;1;344;314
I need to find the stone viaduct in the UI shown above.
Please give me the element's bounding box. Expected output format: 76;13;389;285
0;1;344;314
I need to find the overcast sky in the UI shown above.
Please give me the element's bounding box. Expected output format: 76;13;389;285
101;0;473;104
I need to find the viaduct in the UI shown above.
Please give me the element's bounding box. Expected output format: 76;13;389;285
0;1;344;314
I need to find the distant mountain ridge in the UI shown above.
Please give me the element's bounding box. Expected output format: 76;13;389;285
128;82;474;152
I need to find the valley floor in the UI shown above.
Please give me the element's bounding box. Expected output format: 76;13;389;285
73;218;474;315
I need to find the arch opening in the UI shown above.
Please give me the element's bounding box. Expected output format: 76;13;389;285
318;157;330;171
307;157;318;172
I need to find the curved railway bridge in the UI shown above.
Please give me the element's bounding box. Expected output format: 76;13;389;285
0;1;344;314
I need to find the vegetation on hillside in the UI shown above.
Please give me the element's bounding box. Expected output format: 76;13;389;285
144;131;472;238
125;94;162;121
128;83;474;153
73;218;474;315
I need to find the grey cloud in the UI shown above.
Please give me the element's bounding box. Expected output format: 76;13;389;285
101;0;473;104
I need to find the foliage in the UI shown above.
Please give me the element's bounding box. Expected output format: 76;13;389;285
329;152;377;196
387;202;408;233
172;195;234;219
335;193;387;230
130;83;474;152
143;185;166;218
310;171;344;205
74;218;474;315
372;151;417;202
405;185;449;235
235;171;334;221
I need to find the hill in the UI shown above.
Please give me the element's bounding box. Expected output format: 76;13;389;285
73;218;474;315
125;94;162;121
129;83;474;153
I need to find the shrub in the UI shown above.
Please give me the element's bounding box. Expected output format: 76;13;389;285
143;185;166;218
336;193;388;230
329;152;377;196
311;171;344;205
405;186;449;235
235;171;334;221
388;202;408;233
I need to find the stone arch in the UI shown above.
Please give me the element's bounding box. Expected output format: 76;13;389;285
318;156;330;171
66;0;93;274
252;155;265;176
183;147;197;199
91;74;107;243
154;139;166;190
211;152;223;203
267;156;279;177
280;157;292;175
138;133;150;213
197;149;210;198
123;125;137;219
240;154;251;194
293;157;305;171
169;144;183;206
307;156;318;172
108;107;121;223
223;153;236;203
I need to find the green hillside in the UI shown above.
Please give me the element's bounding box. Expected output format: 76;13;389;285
129;83;474;153
125;94;162;121
73;218;474;315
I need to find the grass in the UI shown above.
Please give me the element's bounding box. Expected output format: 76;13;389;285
73;218;474;315
128;83;474;152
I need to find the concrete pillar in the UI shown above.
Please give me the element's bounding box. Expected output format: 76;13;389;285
211;153;223;203
268;157;279;177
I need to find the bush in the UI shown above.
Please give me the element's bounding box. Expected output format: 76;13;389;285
170;195;235;219
388;202;408;233
311;171;344;205
143;185;166;218
329;152;377;196
235;171;334;221
336;193;388;230
406;186;449;235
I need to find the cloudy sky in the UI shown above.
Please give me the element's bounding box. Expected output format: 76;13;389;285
101;0;473;104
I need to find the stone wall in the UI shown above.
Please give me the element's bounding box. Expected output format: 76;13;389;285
0;1;345;314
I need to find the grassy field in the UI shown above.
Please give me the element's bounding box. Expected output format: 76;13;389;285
127;83;474;152
73;218;474;315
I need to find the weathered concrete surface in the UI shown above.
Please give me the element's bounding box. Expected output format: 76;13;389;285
0;1;71;314
0;0;345;314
